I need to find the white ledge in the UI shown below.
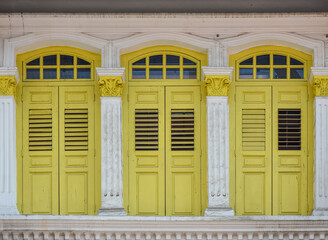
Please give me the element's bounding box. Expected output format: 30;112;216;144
310;67;328;83
96;67;126;82
0;67;19;82
202;67;233;81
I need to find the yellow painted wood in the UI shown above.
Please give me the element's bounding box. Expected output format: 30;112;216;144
230;46;313;216
22;87;59;214
128;86;165;215
17;46;101;215
122;46;207;216
59;86;95;215
166;86;201;216
235;86;272;215
272;86;308;215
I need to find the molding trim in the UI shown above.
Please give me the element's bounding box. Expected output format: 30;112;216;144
310;67;328;83
220;32;325;67
112;33;217;67
96;67;125;82
98;76;123;97
3;33;109;68
1;217;328;240
0;76;16;96
312;77;328;96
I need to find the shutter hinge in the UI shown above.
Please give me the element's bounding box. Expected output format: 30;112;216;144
21;93;23;102
94;149;96;157
94;93;96;102
234;94;236;101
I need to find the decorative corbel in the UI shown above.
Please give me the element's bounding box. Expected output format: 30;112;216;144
98;76;123;97
312;76;328;96
0;76;16;96
204;75;230;96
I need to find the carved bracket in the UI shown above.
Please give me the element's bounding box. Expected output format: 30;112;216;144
312;76;328;96
98;76;123;97
204;75;230;96
0;76;16;96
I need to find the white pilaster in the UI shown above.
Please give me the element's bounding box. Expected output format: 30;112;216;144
98;97;126;215
313;97;328;216
205;96;234;216
0;95;19;214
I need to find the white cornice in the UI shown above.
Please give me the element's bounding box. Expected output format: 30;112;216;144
96;67;126;82
310;67;328;83
202;67;233;80
0;67;19;82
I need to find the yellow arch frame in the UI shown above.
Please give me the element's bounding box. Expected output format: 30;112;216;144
121;45;208;215
229;45;313;215
16;46;101;214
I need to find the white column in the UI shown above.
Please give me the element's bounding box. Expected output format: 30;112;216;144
205;96;234;216
98;97;126;215
0;95;19;214
313;96;328;216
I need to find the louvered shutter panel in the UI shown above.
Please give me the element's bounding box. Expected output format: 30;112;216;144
29;109;53;151
135;109;159;151
166;87;201;216
65;108;89;151
235;87;272;215
59;86;95;215
278;109;301;150
171;109;195;151
242;109;266;151
22;87;59;214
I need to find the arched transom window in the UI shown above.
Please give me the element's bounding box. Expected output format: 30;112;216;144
237;52;307;81
129;53;200;81
23;53;93;81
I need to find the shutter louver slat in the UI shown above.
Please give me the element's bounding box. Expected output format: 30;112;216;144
278;109;301;150
65;108;88;151
29;109;52;151
171;109;194;151
135;109;159;151
242;109;266;151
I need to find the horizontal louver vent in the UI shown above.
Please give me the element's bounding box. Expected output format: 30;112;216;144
65;109;88;151
135;109;159;151
29;109;52;151
171;109;194;151
278;109;301;150
242;109;266;151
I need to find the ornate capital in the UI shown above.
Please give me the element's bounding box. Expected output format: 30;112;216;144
312;76;328;96
98;76;123;97
0;76;16;96
204;75;230;96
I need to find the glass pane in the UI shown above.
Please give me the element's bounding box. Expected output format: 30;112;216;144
239;68;253;79
273;68;287;79
60;55;74;65
166;68;180;79
43;69;57;79
274;55;287;65
256;55;270;65
183;58;196;65
290;68;304;79
166;55;180;65
60;68;74;79
290;58;303;65
240;57;253;65
27;58;40;66
77;68;91;79
183;68;197;79
132;68;146;79
149;55;163;65
77;58;90;65
149;68;163;79
132;58;146;65
26;69;40;79
256;68;270;79
43;55;57;66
